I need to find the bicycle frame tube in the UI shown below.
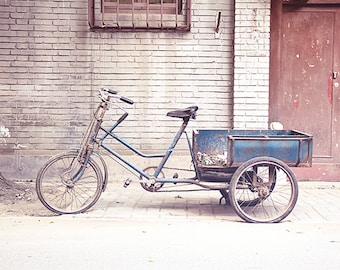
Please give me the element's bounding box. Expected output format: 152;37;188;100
100;127;165;159
98;118;193;180
153;120;189;177
100;143;151;179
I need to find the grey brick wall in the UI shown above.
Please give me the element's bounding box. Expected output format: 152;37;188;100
234;0;271;129
0;0;237;180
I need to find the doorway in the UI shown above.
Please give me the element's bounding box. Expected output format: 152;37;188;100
270;2;340;179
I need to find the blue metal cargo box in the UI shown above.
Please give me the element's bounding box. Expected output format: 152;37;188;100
193;129;313;168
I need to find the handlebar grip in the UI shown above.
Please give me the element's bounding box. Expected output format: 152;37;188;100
120;96;134;105
102;88;118;95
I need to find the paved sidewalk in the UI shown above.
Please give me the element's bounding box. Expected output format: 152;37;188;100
2;181;340;270
293;181;340;223
74;180;340;223
2;179;340;270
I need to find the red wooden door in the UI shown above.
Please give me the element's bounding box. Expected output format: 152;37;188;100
270;4;340;165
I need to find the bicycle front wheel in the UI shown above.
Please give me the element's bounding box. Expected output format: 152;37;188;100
36;152;103;215
229;157;298;223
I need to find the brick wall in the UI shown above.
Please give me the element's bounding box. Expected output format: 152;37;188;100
0;0;237;180
233;0;271;129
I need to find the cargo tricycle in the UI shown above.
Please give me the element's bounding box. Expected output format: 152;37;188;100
36;88;313;223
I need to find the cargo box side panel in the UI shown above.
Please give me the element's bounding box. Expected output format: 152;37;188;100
229;137;312;167
229;139;301;166
193;130;230;168
193;130;313;170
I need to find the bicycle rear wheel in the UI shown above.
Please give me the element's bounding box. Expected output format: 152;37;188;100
36;152;103;215
229;157;298;223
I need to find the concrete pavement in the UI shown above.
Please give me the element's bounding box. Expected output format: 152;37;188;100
66;180;340;224
2;176;340;223
2;181;340;270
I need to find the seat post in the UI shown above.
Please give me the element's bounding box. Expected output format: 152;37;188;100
153;117;190;177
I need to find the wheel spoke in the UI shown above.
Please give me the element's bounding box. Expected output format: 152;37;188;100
229;157;298;223
36;152;103;214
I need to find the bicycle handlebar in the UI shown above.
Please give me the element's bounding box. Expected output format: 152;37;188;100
103;88;118;95
120;96;134;105
100;88;134;105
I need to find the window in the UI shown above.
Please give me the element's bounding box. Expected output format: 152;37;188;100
88;0;191;31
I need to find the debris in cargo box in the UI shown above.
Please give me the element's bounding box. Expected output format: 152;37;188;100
197;152;227;166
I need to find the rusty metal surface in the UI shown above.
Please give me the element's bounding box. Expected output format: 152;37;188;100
193;129;313;171
94;0;191;31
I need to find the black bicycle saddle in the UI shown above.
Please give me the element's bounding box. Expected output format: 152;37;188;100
166;106;198;120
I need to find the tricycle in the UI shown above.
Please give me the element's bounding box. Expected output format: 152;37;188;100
36;88;313;223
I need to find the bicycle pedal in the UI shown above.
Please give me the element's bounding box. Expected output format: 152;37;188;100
173;173;179;178
123;178;132;188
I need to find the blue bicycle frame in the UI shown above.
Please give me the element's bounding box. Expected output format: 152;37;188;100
96;107;199;184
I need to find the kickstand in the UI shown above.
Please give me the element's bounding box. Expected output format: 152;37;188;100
219;189;229;205
219;195;229;205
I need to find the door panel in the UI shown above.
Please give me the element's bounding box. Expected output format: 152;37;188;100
270;4;340;164
279;9;334;158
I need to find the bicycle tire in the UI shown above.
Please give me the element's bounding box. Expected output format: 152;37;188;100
228;157;298;223
36;152;103;215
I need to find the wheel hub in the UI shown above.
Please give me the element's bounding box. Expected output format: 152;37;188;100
257;185;269;199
